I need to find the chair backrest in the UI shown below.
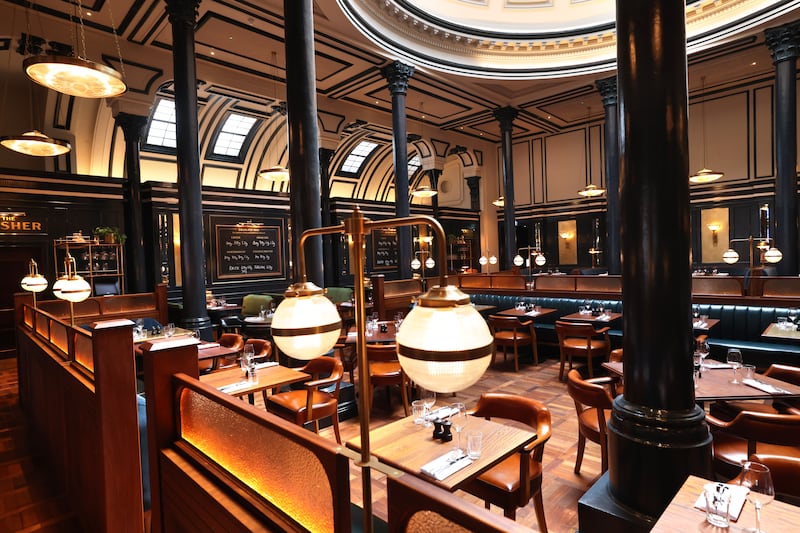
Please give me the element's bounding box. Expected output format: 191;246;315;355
715;411;800;450
750;453;800;505
245;338;272;359
325;286;353;304
469;393;552;445
764;364;800;386
218;333;245;351
241;294;273;317
301;356;344;398
555;320;599;341
566;369;616;414
366;343;399;363
488;315;527;333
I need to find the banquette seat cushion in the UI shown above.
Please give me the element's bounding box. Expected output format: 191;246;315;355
241;294;273;317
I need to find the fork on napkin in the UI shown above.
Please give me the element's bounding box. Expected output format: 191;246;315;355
420;451;473;481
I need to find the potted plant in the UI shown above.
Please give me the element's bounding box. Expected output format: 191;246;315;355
93;226;127;244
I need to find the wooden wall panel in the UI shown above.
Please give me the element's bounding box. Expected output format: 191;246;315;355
755;85;775;179
512;139;532;205
533;138;544;204
544;130;586;202
689;92;749;182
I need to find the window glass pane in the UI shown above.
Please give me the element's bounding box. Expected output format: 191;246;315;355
341;141;378;174
212;114;256;157
408;155;421;175
146;99;177;148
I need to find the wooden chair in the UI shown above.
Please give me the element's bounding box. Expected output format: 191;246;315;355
705;410;800;480
199;333;244;373
555;320;610;380
609;348;623;363
244;338;273;364
488;315;537;372
366;343;410;416
566;369;618;474
462;393;551;529
265;356;344;443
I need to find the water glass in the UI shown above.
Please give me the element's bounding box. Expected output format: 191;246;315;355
241;344;256;381
466;431;483;459
704;483;731;528
164;323;175;337
412;400;425;425
743;364;756;381
777;316;789;329
727;349;743;384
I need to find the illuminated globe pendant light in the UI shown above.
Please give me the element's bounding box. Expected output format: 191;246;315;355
534;253;547;267
1;130;71;157
397;285;493;393
24;55;127;99
270;281;342;360
20;258;48;307
722;248;739;264
764;247;783;263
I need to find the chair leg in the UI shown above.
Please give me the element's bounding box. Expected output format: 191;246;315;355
532;340;539;366
513;343;519;372
400;378;410;417
533;491;548;533
559;351;566;380
331;411;342;444
503;506;516;520
574;433;586;474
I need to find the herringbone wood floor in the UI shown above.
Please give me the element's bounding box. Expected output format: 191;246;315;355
0;350;602;532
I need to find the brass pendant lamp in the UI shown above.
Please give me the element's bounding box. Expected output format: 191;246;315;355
258;52;290;183
689;76;723;184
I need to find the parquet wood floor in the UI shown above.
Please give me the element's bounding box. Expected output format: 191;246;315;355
0;351;602;532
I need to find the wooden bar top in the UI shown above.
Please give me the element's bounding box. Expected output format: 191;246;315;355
652;475;800;532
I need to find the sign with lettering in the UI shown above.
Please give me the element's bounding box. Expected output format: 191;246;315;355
372;228;398;270
0;212;46;235
213;219;284;280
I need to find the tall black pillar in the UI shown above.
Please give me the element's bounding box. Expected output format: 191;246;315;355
381;61;414;280
494;107;518;268
116;112;149;293
320;146;336;287
429;168;441;219
596;77;621;275
165;0;211;337
766;22;800;276
465;176;481;211
284;0;323;285
579;1;712;529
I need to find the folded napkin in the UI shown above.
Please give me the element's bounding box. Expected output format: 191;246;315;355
254;361;278;370
421;451;473;481
742;378;791;395
424;406;458;422
596;314;610;321
702;360;733;369
693;320;708;328
198;342;220;350
525;310;541;317
693;482;749;521
219;381;251;394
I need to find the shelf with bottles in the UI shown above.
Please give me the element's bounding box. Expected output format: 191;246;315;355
448;238;473;273
53;238;125;295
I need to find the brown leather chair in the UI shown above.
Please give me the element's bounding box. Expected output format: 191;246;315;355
710;363;800;419
747;453;800;506
462;393;551;530
244;338;272;363
555;320;610;380
333;318;357;384
488;315;538;372
199;333;244;373
609;348;623;363
705;410;800;480
366;343;410;416
566;369;619;474
265;356;344;443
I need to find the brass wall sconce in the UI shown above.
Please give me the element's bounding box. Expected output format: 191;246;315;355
707;223;721;246
559;231;574;248
20;258;48;307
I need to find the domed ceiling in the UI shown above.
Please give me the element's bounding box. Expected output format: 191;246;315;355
339;0;800;79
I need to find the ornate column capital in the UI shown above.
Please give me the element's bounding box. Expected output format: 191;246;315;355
115;112;148;144
493;106;518;132
765;21;800;63
380;61;415;95
164;0;200;26
596;76;618;107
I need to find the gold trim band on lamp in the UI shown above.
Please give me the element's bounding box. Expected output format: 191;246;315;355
398;343;493;362
271;320;342;337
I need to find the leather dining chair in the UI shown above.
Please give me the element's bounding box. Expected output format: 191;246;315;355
198;333;244;373
746;453;800;506
265;356;344;443
244;338;272;364
705;410;800;480
462;393;551;530
488;315;538;372
366;343;410;416
555;320;610;380
566;369;619;474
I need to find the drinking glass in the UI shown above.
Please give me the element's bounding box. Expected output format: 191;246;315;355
421;389;436;427
241;344;256;380
695;338;710;369
788;307;799;327
693;352;702;389
449;402;467;452
164;323;175;337
737;461;775;533
727;349;744;384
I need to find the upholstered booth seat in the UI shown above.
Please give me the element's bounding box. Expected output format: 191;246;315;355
241;294;273;317
324;286;353;304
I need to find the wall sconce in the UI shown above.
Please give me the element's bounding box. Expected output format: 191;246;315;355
706;223;721;246
559;232;574;248
20;258;48;308
492;196;505;207
270;207;492;533
578;184;605;197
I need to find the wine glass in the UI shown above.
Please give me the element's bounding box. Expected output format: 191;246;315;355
241;344;255;378
789;307;799;329
738;461;775;533
726;349;744;384
421;388;436;427
449;402;467;452
693;351;702;389
695;338;710;370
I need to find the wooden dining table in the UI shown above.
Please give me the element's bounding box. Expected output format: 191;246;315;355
200;363;310;404
560;311;622;324
497;307;557;319
603;361;800;402
762;322;800;341
652;474;800;532
346;412;537;492
344;321;397;344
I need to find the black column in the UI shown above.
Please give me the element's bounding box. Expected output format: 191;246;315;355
284;0;323;285
596;77;621;275
494;107;518;269
116;112;149;293
429;168;441;219
465;176;480;211
766;22;800;276
381;61;414;280
320;146;336;287
164;0;211;337
579;1;712;529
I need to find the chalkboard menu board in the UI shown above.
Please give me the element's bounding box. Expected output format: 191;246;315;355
372;228;398;270
212;218;284;280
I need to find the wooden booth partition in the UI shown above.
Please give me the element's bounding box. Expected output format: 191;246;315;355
35;283;169;326
140;339;352;533
14;293;145;533
370;274;424;320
